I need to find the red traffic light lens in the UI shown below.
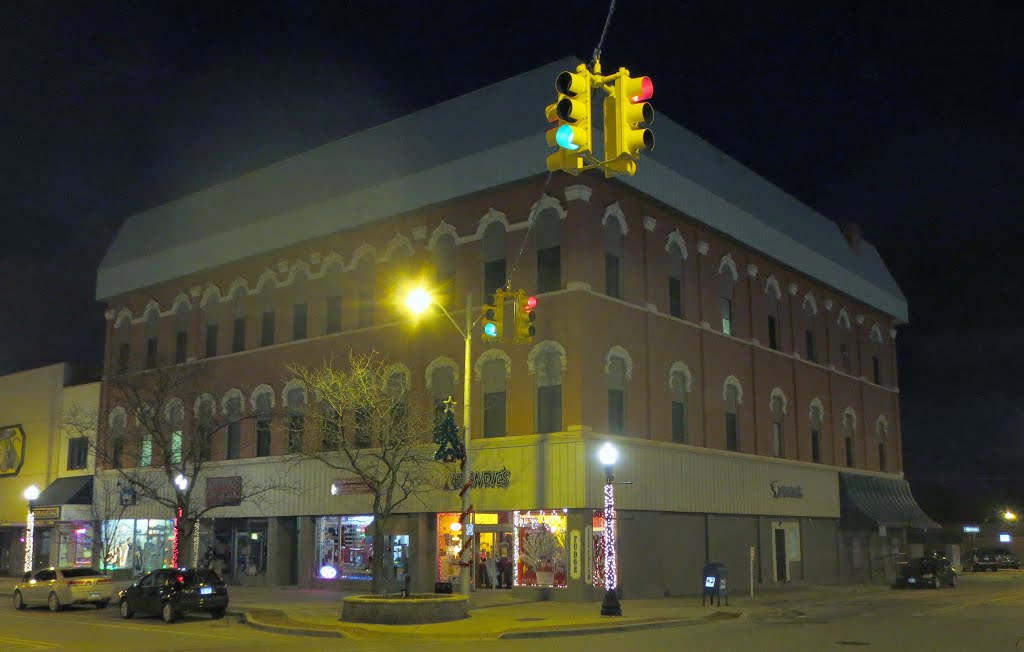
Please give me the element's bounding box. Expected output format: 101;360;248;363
525;296;537;311
631;77;654;103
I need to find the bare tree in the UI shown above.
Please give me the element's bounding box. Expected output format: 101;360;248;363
287;351;444;594
64;360;298;566
90;476;131;574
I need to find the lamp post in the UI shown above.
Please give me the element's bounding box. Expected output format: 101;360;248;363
172;474;188;567
598;442;621;616
406;287;474;596
23;485;40;572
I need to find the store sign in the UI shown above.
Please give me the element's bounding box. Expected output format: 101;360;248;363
0;424;26;476
32;506;60;521
206;476;242;507
119;485;138;507
769;481;803;499
448;467;511;490
963;525;981;533
569;530;581;580
331;478;371;495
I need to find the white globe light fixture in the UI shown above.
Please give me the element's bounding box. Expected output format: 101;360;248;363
405;287;434;315
174;474;188;491
23;485;40;501
23;485;40;572
598;442;619;467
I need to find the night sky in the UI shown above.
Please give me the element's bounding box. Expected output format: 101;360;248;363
2;2;1021;520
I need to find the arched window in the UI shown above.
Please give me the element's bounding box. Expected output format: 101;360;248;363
230;283;248;353
802;294;817;362
530;341;565;433
483;221;507;296
433;231;457;295
115;312;132;373
482;356;508;438
428;360;457;416
174;298;190;364
292;267;309;341
670;363;691;444
606;348;630;434
166;400;184;465
252;386;275;457
108;408;128;469
145;306;159;369
723;376;742;451
286;383;307;454
666;239;686;319
323;256;344;335
603;216;624;299
837;309;853;373
876;416;889;472
535;209;561;293
386;366;410;441
870;325;884;385
223;389;243;460
770;389;786;457
719;256;738;336
355;252;376;329
809;399;824;463
202;289;220;358
766;276;782;350
259;277;278;347
842;409;857;467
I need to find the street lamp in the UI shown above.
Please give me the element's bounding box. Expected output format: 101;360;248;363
405;286;474;596
598;443;621;616
23;485;40;572
1003;510;1018;522
172;475;188;567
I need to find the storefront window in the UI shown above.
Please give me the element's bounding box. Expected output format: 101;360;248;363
57;522;93;568
101;519;174;575
317;515;374;580
592;511;607;587
436;512;463;583
514;511;567;588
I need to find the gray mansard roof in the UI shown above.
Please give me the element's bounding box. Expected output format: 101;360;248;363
97;57;907;323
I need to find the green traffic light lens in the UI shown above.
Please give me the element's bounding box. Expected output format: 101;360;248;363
484;323;497;337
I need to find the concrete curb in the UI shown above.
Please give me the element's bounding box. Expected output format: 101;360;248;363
235;609;345;639
498;615;718;640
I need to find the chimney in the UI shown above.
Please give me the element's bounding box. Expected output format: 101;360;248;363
841;222;862;254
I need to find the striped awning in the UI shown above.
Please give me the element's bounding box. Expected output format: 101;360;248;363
840;473;940;531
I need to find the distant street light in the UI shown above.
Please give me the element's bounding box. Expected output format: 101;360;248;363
1003;510;1018;522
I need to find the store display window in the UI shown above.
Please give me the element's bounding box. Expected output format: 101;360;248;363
591;511;607;587
100;519;173;575
317;515;374;580
436;512;463;582
57;522;93;568
514;511;567;588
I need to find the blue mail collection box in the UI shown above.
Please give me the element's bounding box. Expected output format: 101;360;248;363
702;562;728;606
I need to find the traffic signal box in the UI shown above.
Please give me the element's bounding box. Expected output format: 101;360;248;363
481;290;505;342
514;291;537;344
545;61;654;178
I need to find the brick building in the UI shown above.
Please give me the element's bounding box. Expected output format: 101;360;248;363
94;58;935;597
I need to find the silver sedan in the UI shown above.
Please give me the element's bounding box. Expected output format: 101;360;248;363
13;567;114;611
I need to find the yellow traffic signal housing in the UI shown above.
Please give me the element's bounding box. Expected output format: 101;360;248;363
604;69;655;177
481;290;505;341
513;291;537;344
545;65;593;175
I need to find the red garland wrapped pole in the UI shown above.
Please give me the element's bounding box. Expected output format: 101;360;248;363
172;506;183;568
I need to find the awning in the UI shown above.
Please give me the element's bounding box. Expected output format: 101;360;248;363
36;476;93;506
840;473;940;531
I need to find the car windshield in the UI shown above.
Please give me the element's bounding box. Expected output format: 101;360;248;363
903;560;937;574
60;568;103;578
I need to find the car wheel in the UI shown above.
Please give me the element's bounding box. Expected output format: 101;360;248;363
96;600;109;609
13;591;25;610
119;599;133;619
161;601;177;623
47;592;61;612
210;608;225;620
932;576;941;589
950;574;958;588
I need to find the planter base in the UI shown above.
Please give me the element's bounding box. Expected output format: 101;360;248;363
341;594;470;625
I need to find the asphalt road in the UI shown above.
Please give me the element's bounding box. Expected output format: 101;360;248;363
2;571;1022;651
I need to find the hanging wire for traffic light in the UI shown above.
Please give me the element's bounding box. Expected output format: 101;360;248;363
592;0;617;66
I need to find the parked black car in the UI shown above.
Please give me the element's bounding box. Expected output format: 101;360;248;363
967;548;1000;572
118;568;228;623
893;557;958;589
993;548;1020;569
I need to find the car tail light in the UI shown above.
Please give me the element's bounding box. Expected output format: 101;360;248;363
96;578;112;584
67;580;90;586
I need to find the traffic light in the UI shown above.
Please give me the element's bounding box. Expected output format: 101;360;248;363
481;290;505;342
546;65;593;175
603;69;654;177
514;292;537;344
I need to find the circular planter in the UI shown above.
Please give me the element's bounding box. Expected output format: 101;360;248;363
342;594;469;625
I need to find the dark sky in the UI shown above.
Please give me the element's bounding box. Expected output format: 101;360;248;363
2;2;1021;520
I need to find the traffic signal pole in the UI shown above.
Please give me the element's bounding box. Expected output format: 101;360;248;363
461;292;473;596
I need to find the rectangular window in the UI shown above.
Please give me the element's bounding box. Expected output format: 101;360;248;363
117;343;130;373
325;296;342;334
140;435;152;467
174;330;187;364
205;323;218;358
668;277;683;318
772;422;784;457
872;356;881;384
67;437;88;470
805;330;816;362
605;253;621;299
725;412;738;451
358;290;374;329
811;428;821;463
256;419;272;457
537;385;562;434
111;439;123;469
536;246;561;294
232;317;246;353
261;311;275;347
840;342;850;372
226;422;241;460
671;401;687;444
288;415;305;453
878;443;887;472
768;316;778;350
145;336;158;369
720;298;733;336
483;259;506;296
845;437;854;467
293;303;308;340
607;388;625;434
483;391;507;438
170;431;182;464
355;408;372;448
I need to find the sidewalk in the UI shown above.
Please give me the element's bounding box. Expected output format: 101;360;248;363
0;575;885;640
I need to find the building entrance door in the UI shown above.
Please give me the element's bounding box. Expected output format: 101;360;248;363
774;528;788;582
473;525;513;589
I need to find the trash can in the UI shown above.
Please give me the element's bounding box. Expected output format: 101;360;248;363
702;562;728;606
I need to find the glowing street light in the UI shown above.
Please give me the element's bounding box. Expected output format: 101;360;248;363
1004;510;1018;522
23;485;40;572
598;443;621;617
405;287;433;314
174;474;188;491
